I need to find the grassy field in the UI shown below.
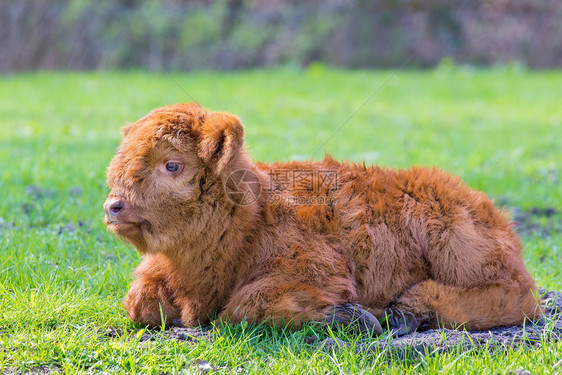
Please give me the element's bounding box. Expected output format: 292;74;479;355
0;67;561;374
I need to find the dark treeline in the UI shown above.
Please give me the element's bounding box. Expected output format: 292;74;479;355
1;0;561;73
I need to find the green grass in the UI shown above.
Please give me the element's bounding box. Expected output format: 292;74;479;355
0;67;561;374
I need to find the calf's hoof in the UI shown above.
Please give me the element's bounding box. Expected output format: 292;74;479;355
172;318;185;327
383;307;420;337
322;303;383;336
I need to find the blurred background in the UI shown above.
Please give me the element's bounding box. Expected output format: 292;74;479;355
2;0;562;72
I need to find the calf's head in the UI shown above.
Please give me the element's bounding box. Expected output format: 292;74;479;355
104;103;247;253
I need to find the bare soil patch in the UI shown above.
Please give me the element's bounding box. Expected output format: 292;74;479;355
512;206;560;238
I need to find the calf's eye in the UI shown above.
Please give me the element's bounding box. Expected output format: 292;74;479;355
165;162;182;173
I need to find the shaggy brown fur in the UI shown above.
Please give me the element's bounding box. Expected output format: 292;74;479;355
104;102;541;334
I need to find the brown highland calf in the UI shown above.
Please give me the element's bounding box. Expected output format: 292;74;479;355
104;102;541;336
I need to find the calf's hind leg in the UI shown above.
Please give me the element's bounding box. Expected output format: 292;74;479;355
384;218;542;335
386;279;541;335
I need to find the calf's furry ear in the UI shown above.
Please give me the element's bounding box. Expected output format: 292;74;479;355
197;112;244;174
